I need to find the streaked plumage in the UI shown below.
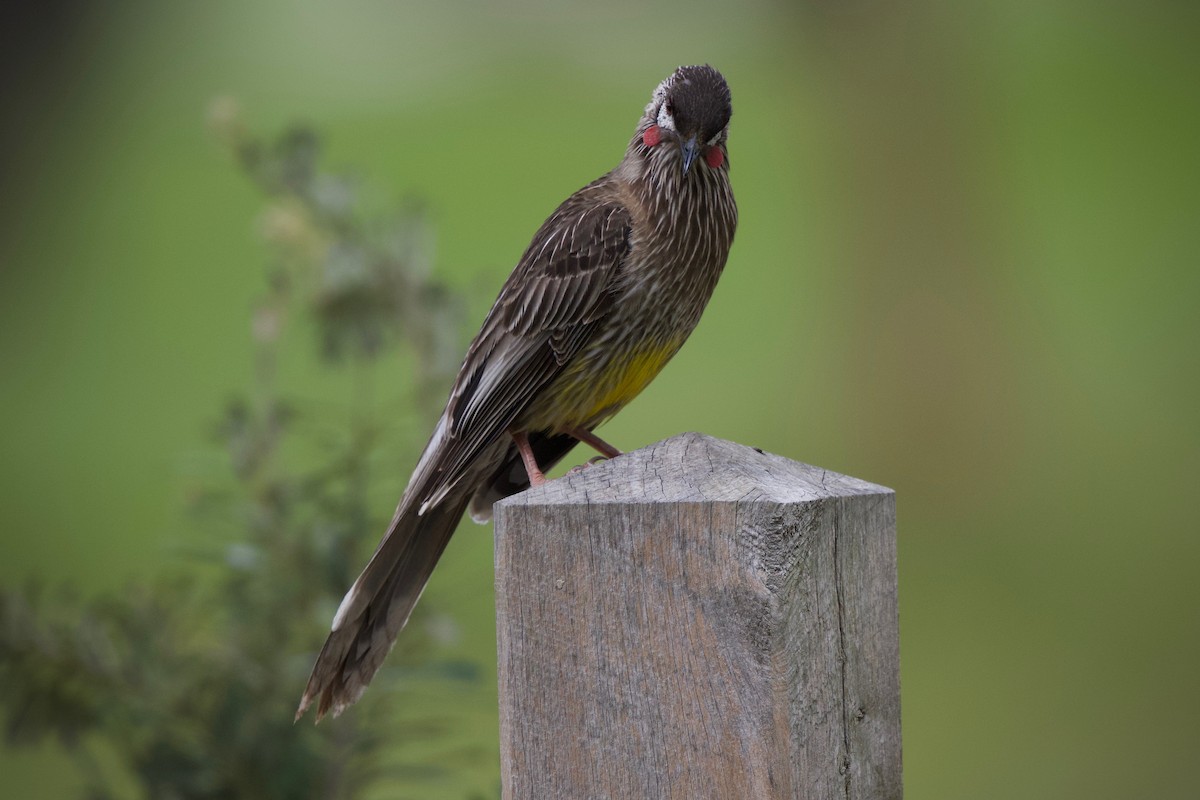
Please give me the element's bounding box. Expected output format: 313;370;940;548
297;64;737;720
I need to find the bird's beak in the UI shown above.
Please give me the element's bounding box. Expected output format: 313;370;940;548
681;134;699;176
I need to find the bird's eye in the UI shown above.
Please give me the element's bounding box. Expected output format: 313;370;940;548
665;100;674;116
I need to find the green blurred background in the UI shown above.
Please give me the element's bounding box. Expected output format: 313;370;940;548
2;0;1197;797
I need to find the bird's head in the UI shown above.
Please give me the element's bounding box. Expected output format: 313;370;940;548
639;65;732;176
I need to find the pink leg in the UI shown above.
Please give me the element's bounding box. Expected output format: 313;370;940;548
510;430;546;487
568;427;622;459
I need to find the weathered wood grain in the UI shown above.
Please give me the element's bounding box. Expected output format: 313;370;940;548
494;432;900;799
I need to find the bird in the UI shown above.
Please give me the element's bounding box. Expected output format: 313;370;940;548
297;64;737;721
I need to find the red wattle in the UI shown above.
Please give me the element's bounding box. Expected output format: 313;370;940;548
705;147;724;169
643;126;662;147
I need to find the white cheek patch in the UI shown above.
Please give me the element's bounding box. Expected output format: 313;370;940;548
645;77;671;117
656;103;677;132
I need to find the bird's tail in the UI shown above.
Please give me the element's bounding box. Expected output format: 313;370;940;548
296;488;471;722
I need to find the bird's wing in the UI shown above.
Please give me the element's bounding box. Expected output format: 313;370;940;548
299;192;628;717
410;187;633;511
323;188;631;642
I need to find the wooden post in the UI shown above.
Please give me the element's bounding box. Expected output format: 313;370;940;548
494;432;901;799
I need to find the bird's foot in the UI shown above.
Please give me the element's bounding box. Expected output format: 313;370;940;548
567;455;608;476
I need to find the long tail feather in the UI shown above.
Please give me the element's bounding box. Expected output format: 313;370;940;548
296;489;472;721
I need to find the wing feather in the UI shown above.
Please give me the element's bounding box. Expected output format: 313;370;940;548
411;185;632;510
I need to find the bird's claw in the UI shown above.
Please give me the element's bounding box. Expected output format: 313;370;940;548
567;456;608;475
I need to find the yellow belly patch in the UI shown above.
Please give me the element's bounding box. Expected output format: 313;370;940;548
571;342;681;425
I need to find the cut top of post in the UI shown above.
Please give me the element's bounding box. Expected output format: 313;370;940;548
497;431;892;510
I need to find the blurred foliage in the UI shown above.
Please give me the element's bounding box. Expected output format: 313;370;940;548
0;109;481;799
